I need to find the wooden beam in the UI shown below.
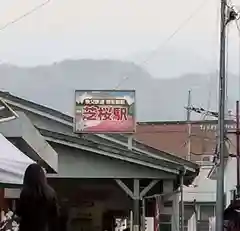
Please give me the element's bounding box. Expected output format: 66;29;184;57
140;180;159;198
115;179;134;199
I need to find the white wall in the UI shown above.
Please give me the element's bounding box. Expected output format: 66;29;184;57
183;160;238;207
183;166;216;203
224;157;237;206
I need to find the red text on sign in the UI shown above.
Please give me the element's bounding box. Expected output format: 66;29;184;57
82;106;128;121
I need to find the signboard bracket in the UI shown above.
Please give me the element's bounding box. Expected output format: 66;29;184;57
128;135;133;150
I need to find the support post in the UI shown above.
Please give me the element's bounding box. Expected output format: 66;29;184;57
142;198;146;231
128;135;133;150
179;173;184;231
193;199;197;231
216;0;227;229
133;179;140;231
116;179;141;231
172;191;180;231
130;211;133;231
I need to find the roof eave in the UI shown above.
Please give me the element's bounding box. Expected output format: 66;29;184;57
0;111;58;173
0;91;199;178
2;94;198;171
40;128;180;174
40;129;199;185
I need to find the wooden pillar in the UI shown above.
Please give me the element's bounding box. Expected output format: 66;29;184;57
133;179;140;231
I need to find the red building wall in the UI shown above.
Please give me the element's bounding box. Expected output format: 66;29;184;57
134;120;236;162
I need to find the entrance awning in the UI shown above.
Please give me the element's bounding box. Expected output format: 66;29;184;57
0;133;33;185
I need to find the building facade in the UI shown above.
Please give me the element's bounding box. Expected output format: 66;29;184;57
0;91;199;231
135;120;238;231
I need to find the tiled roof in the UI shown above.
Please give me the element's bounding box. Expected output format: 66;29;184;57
0;91;71;122
135;120;236;162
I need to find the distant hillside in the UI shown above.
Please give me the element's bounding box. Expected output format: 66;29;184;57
0;59;238;121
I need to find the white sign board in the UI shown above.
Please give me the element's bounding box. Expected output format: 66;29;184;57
4;188;21;199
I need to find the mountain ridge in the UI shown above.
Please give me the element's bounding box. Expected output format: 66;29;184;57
0;59;238;121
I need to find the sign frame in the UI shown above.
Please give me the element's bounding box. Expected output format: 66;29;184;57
74;90;136;134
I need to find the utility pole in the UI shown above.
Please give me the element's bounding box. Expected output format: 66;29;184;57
215;0;227;230
215;4;238;231
186;90;192;161
236;101;240;197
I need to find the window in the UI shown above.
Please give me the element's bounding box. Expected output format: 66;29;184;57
183;205;195;231
199;205;215;221
158;214;171;231
184;220;188;231
184;205;195;221
159;224;171;231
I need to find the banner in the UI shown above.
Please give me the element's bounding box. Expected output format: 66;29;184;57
209;217;215;231
188;213;197;231
74;90;136;133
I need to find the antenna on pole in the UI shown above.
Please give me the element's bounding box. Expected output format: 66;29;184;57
186;90;192;161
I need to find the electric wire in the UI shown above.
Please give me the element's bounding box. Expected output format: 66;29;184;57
215;2;240;166
183;8;234;161
172;0;232;160
0;0;51;32
1;0;235;167
177;0;220;158
187;0;222;161
114;0;209;89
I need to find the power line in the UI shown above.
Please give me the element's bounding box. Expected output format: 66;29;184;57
114;0;208;89
185;106;220;118
182;2;220;159
0;0;51;32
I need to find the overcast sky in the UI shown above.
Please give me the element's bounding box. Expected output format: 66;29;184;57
0;0;239;77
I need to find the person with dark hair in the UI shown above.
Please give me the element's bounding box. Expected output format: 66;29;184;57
16;163;59;231
224;200;240;231
59;204;69;231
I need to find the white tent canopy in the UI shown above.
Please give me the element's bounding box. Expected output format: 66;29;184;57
0;133;34;185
